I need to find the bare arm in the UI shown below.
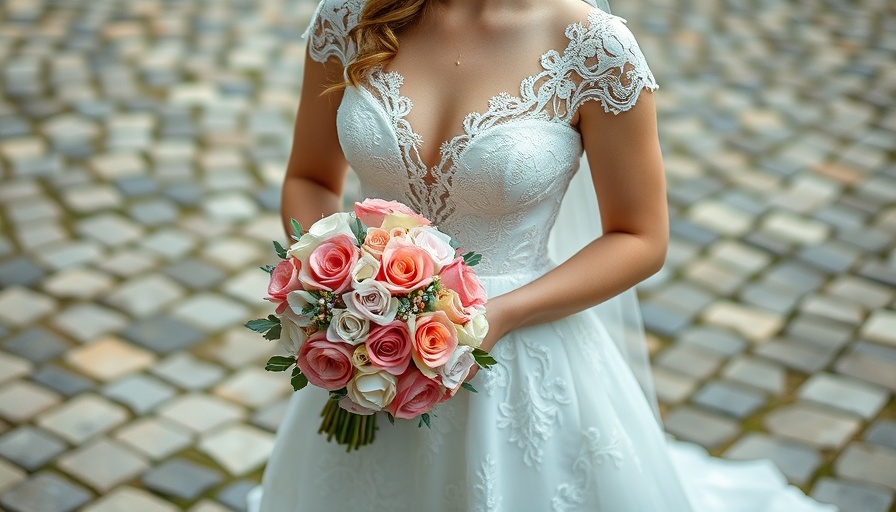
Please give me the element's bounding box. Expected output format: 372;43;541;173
280;46;351;240
481;90;668;348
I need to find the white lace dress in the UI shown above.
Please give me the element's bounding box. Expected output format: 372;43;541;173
250;1;839;511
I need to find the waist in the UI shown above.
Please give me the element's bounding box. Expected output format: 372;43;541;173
475;259;557;296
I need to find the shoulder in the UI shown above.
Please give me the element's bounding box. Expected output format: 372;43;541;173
554;2;659;116
303;0;366;66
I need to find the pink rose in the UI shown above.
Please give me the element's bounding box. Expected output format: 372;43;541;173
412;311;458;369
296;332;354;391
301;234;359;293
338;396;376;416
362;228;390;259
439;257;487;308
266;257;302;309
386;366;443;419
365;321;413;375
354;198;431;229
376;238;435;294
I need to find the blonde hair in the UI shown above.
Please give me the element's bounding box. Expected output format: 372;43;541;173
325;0;430;94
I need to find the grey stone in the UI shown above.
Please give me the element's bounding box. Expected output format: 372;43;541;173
754;337;837;374
2;327;68;364
30;365;96;397
811;477;894;512
721;356;786;395
251;398;290;432
835;442;896;490
663;406;741;450
655;344;723;380
865;420;896;452
115;176;158;197
129;199;179;226
738;282;801;315
859;260;896;288
0;472;92;512
678;326;747;357
0;426;68;471
640;302;692;337
102;374;177;414
798;372;889;420
670;219;719;246
152;354;226;391
765;404;861;450
0;257;45;287
164;259;225;290
141;458;224;501
786;314;854;350
121;315;206;354
796;241;860;274
835;342;896;392
692;380;767;419
840;229;890;254
217;479;255;511
764;261;826;295
649;282;715;317
724;433;822;485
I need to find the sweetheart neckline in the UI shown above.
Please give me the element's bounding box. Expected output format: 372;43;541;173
358;5;605;174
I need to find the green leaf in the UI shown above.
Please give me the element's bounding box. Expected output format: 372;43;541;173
420;413;431;429
265;355;295;372
246;317;280;334
461;382;478;393
448;237;461;250
329;388;347;401
351;217;366;245
386;412;395;425
472;348;497;368
290;218;304;241
260;264;275;274
263;324;282;341
291;367;309;391
462;251;482;266
273;240;288;260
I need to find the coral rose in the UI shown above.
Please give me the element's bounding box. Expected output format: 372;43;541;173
362;228;390;259
412;311;459;375
439;257;487;308
385;366;443;420
296;332;354;391
300;234;359;293
354;198;430;229
365;321;413;376
377;238;435;294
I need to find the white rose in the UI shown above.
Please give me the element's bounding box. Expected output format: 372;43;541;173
286;212;355;261
278;316;307;356
351;251;380;287
326;308;370;345
437;345;475;392
286;290;317;326
381;212;424;231
346;370;397;411
407;226;455;271
456;307;489;348
343;280;399;325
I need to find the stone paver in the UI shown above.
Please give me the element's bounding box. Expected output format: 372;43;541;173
0;0;893;508
0;472;93;512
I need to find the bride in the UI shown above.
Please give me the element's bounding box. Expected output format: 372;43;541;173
250;0;838;510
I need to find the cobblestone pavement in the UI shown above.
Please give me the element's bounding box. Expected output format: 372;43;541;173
0;0;894;510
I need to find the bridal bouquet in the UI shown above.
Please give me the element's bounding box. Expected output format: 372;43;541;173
246;198;495;450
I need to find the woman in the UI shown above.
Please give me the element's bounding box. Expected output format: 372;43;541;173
251;0;838;510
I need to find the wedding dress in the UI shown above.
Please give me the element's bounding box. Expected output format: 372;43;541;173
249;1;839;510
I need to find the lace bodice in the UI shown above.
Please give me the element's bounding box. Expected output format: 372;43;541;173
304;0;658;275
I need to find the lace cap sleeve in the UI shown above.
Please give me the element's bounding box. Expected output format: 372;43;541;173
567;9;659;116
302;0;365;66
